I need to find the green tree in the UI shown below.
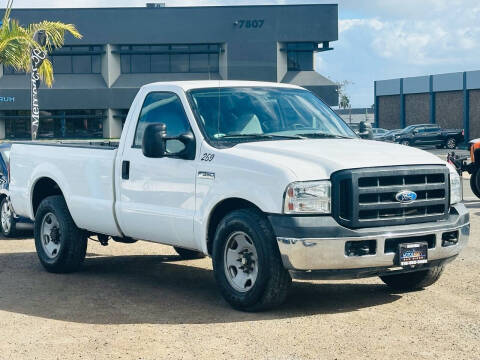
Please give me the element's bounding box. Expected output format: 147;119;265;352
0;0;82;87
339;94;350;110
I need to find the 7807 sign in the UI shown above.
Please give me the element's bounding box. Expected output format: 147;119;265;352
234;19;264;29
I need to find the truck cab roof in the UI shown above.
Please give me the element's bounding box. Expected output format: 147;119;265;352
140;80;304;92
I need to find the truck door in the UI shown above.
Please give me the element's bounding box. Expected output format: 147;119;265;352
413;126;427;145
116;91;197;248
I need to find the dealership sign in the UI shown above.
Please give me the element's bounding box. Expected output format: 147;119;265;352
31;31;47;140
0;96;15;103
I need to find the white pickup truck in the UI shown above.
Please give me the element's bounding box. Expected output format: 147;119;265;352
9;81;469;311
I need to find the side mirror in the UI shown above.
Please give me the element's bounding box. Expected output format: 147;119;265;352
142;123;196;160
142;123;167;158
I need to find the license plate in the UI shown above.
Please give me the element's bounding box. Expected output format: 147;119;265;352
398;242;428;266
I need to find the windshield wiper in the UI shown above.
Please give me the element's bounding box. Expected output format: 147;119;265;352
295;133;353;139
218;134;304;140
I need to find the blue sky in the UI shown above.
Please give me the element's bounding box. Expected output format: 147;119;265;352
5;0;480;108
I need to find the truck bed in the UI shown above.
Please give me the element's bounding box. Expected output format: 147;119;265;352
9;142;122;237
11;140;119;150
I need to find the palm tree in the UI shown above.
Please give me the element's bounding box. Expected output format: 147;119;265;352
0;0;82;87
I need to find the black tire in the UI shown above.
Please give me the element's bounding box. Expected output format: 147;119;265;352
34;195;87;273
212;208;291;311
470;168;480;198
0;197;17;237
379;265;444;291
400;140;410;146
174;246;206;260
446;137;457;149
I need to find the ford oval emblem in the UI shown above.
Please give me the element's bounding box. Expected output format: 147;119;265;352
395;190;417;203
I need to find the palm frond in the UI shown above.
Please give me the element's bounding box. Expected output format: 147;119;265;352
0;18;36;70
1;1;82;88
38;58;54;87
28;21;82;51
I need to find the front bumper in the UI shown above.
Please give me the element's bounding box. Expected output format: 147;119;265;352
269;203;469;279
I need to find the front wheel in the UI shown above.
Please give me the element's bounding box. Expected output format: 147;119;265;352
445;137;457;149
212;209;291;311
34;195;87;273
0;197;17;237
470;168;480;198
400;140;410;146
379;265;444;291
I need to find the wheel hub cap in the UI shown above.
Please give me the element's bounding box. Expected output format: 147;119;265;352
40;212;61;259
223;231;259;293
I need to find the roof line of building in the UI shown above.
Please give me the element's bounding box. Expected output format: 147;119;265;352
9;4;338;11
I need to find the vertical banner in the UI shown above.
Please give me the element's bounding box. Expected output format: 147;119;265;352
30;31;46;140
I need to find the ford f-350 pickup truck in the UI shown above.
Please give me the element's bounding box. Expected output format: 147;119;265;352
9;81;469;311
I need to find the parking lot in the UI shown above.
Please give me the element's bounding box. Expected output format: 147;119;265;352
0;181;478;360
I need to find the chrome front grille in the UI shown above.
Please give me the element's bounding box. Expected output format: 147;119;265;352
332;166;449;228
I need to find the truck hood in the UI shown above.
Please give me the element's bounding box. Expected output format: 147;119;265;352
225;139;446;180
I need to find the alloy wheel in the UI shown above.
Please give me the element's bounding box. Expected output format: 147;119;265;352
1;200;12;234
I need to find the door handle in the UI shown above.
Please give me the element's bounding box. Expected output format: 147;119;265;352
122;160;130;180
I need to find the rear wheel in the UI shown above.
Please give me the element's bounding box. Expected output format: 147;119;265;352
173;246;205;260
446;137;457;149
0;197;17;237
470;168;480;198
212;209;291;311
379;265;444;291
34;195;87;273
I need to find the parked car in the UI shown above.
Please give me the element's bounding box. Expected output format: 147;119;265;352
9;81;468;311
374;129;401;142
393;124;464;149
372;128;388;136
0;143;32;237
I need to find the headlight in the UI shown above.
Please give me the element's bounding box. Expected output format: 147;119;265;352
283;180;331;214
448;166;462;205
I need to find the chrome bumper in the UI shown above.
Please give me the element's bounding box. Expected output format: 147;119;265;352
277;222;470;272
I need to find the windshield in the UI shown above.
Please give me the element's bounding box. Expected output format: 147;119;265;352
399;125;416;134
188;87;356;143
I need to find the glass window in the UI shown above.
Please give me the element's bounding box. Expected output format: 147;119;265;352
190;54;209;72
119;43;221;74
287;51;313;71
73;55;91;73
209;54;219;72
3;66;26;75
151;54;169;72
188;87;356;143
170;54;189;72
134;92;190;150
286;42;315;71
131;54;149;73
92;55;101;73
1;110;105;139
190;44;209;51
121;54;131;73
49;45;102;74
51;55;72;73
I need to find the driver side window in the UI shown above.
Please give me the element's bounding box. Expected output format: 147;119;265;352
133;92;191;152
